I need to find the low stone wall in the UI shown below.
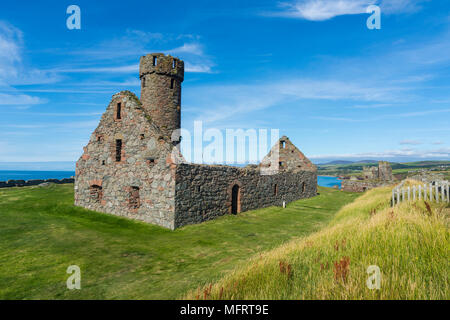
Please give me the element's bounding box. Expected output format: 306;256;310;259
0;178;74;188
174;163;317;228
341;179;391;192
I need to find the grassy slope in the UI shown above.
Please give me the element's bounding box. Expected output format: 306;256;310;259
187;183;449;300
0;184;358;299
317;161;450;177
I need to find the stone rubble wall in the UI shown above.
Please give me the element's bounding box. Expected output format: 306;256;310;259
341;179;392;192
174;163;317;228
74;91;177;229
378;161;393;181
139;53;184;140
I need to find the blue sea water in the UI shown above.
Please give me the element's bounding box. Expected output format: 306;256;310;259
0;171;341;188
0;171;75;181
317;176;341;188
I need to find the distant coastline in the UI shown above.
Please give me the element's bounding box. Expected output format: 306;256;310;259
0;170;75;181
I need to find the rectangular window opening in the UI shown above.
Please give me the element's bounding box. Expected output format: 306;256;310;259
170;78;174;89
129;186;140;209
116;103;122;119
153;56;157;66
90;185;102;203
115;139;122;162
172;59;176;69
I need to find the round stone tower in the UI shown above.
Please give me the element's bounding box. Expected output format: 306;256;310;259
139;53;184;141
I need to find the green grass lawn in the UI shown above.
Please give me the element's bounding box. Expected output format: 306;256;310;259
0;184;358;299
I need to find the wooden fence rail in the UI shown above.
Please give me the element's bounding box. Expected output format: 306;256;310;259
392;181;450;206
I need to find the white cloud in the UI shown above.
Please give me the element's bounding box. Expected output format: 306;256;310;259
184;77;415;124
268;0;426;21
310;146;450;160
0;93;46;105
0;21;59;86
169;43;204;56
51;64;138;73
275;0;373;21
399;139;422;145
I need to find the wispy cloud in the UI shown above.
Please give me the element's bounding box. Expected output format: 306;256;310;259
0;21;59;86
184;77;420;124
400;139;422;145
311;108;450;122
49;29;215;75
310;146;450;160
266;0;427;21
0;93;46;105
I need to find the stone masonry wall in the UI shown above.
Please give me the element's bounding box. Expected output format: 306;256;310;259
340;179;390;192
139;53;184;140
174;163;317;228
75;91;177;229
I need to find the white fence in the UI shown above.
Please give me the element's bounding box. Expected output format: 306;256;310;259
392;181;450;206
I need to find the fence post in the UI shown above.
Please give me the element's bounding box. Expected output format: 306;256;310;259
424;184;427;201
413;186;416;201
429;184;433;202
392;189;395;206
397;188;401;205
418;185;422;200
407;186;410;201
446;182;450;202
402;188;405;203
435;183;439;203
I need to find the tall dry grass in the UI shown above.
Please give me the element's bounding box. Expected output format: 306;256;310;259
186;183;449;300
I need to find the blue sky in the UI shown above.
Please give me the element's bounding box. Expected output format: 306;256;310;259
0;0;449;168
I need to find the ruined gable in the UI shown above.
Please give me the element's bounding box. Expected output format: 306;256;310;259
260;136;317;173
75;90;178;229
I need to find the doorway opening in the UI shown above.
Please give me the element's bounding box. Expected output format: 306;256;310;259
231;184;240;215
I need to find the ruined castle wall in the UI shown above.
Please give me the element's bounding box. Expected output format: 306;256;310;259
341;179;392;192
378;161;393;181
174;164;317;228
74;92;177;229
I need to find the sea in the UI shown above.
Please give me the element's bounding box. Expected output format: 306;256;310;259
0;171;75;181
317;175;341;188
0;171;341;188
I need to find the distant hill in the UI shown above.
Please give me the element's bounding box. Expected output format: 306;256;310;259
321;160;378;165
354;159;378;164
322;160;354;165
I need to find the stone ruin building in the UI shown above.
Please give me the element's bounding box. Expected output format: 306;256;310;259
75;53;317;229
341;161;394;192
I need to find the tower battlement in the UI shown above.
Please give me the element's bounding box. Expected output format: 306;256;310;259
139;53;184;81
139;53;184;140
